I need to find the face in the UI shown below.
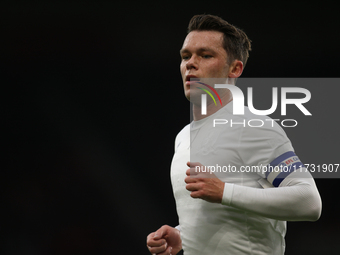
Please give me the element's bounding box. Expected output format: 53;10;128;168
180;30;231;102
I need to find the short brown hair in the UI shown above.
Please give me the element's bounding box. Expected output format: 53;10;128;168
188;14;251;66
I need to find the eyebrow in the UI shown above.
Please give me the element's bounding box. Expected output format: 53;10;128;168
179;47;215;55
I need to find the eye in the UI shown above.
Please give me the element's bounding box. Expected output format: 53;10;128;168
202;55;212;59
182;55;190;60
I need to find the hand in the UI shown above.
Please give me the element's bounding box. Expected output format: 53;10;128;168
146;225;182;255
185;161;225;203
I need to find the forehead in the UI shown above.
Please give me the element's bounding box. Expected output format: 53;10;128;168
181;30;224;51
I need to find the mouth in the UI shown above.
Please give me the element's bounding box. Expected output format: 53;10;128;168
185;75;200;82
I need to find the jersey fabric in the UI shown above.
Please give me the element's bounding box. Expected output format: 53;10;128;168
170;102;320;255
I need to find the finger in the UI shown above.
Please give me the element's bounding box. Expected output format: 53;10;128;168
184;176;197;184
185;168;198;178
186;168;192;176
148;241;168;254
190;190;203;199
188;165;216;179
188;163;208;176
147;237;166;247
147;232;155;241
187;161;203;168
186;167;200;176
186;183;201;192
153;229;164;240
154;225;169;240
158;245;173;255
146;232;156;246
186;171;207;181
187;161;203;172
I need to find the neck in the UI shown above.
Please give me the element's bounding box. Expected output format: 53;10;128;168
192;91;233;121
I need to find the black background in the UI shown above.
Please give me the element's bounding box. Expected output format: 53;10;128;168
3;1;340;254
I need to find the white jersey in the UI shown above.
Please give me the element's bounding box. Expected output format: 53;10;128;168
170;102;321;255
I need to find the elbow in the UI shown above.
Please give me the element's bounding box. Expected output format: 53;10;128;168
297;182;322;221
304;206;321;222
305;194;322;222
292;190;322;222
310;198;322;221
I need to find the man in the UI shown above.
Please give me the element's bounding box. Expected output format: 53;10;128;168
147;14;321;255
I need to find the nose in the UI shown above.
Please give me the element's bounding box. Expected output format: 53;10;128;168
186;55;198;70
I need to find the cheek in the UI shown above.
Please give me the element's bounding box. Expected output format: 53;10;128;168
209;62;228;76
180;63;186;76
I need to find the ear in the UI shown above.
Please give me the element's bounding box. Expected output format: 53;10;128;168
228;60;243;78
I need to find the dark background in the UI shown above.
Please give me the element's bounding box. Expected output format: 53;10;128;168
3;0;340;254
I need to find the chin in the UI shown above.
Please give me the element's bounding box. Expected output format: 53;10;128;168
184;90;191;101
187;91;203;105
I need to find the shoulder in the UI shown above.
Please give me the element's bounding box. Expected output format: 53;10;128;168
174;124;190;147
240;106;288;139
236;107;295;165
176;124;190;138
